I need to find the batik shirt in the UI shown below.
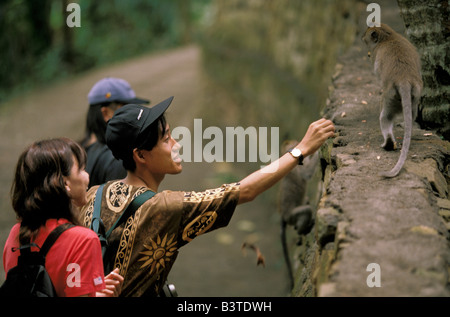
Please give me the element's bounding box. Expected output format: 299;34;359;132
81;180;240;297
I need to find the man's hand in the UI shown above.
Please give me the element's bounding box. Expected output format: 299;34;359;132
297;118;335;157
238;118;334;205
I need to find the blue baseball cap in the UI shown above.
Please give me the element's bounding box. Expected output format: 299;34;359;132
88;77;150;105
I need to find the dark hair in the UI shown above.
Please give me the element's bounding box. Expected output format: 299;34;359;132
80;102;122;148
80;104;107;147
11;137;86;245
122;114;167;171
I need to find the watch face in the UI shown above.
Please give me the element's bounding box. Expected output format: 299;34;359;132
291;148;301;157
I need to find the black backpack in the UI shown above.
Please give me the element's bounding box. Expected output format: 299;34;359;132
0;223;74;297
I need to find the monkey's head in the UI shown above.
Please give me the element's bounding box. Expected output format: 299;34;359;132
362;23;393;51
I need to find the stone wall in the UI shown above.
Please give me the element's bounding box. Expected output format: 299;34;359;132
292;1;450;297
396;0;450;140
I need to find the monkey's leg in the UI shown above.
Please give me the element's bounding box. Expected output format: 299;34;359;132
280;220;294;290
379;106;396;151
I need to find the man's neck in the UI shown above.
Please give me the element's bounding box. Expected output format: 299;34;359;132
121;171;162;193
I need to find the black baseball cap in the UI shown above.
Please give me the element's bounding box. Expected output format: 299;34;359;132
105;96;173;160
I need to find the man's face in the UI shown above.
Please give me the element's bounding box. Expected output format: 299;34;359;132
138;124;183;176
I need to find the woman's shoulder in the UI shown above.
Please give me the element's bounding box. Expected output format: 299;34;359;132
65;226;99;245
68;225;98;238
47;219;98;241
8;222;21;235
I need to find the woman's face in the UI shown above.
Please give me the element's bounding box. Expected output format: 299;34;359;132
64;156;90;207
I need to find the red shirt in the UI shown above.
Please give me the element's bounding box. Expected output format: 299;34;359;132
3;218;105;297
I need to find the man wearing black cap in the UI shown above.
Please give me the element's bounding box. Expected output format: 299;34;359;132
80;77;150;187
80;96;335;297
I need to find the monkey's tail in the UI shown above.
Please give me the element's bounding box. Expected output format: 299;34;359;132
280;220;294;290
380;84;412;178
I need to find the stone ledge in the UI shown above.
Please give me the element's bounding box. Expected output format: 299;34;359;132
293;1;450;297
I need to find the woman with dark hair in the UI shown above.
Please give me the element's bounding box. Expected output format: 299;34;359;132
80;77;150;187
3;137;123;297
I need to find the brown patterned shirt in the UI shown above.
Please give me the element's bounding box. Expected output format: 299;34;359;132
81;180;240;297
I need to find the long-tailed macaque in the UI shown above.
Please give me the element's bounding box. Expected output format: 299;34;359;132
278;140;319;289
362;23;423;177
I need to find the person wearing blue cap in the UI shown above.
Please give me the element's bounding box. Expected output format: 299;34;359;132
80;96;335;297
80;77;150;187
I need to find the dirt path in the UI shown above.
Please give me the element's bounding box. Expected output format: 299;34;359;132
0;45;289;296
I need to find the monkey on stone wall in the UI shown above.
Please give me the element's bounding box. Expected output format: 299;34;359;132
362;23;423;178
278;140;319;289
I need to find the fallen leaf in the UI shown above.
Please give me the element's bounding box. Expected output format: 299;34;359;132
241;242;265;268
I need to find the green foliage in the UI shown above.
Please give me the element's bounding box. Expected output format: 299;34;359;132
0;0;211;102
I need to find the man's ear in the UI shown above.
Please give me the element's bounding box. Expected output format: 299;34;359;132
133;149;146;162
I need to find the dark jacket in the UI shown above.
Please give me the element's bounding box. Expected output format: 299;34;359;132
85;142;127;187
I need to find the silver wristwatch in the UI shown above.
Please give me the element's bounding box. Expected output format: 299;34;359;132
288;148;304;165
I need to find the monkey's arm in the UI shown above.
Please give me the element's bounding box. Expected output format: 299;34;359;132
238;118;335;204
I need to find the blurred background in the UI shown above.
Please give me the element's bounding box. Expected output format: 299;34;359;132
0;0;209;99
0;0;361;296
